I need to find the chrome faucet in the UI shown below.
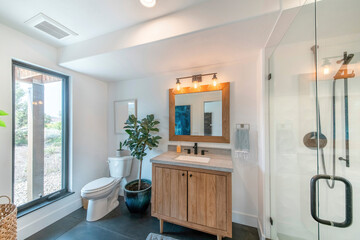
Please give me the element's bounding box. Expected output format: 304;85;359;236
193;143;198;155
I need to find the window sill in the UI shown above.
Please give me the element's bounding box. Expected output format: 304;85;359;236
17;192;74;218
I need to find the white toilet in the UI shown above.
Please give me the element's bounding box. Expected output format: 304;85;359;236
81;156;133;221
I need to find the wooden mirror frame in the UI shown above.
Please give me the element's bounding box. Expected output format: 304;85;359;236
169;82;230;143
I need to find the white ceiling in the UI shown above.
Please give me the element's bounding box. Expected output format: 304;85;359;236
0;0;285;81
0;0;208;47
2;0;356;82
60;13;279;81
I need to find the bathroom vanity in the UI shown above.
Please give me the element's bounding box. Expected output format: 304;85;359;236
151;149;233;240
152;82;233;239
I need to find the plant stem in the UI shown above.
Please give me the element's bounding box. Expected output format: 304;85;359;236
138;159;142;191
138;144;146;191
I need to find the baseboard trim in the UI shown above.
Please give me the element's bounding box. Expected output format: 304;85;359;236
232;210;258;228
257;218;267;240
17;197;82;239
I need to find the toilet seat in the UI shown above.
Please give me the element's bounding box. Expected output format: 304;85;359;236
82;177;116;194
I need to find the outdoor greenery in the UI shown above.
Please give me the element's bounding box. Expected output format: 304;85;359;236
124;114;161;190
15;83;28;145
14;82;63;205
14;83;62;146
0;110;8;127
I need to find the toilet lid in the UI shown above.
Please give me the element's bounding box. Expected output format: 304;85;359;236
82;177;116;193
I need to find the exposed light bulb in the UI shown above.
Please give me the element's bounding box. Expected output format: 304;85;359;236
322;58;331;75
193;81;198;89
323;67;330;75
176;78;181;91
212;73;218;86
140;0;156;8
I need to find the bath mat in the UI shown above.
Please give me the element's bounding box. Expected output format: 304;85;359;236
146;233;178;240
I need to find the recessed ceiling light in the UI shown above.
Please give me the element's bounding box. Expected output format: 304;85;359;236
140;0;156;8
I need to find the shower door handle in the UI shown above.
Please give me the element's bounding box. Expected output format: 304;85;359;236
310;174;353;228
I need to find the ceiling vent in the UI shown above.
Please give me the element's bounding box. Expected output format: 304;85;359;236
25;13;78;40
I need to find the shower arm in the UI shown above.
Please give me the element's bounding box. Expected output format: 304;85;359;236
333;52;355;80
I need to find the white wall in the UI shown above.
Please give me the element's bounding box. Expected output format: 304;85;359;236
0;23;108;239
108;54;261;227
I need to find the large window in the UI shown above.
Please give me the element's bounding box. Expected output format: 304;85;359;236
12;60;70;214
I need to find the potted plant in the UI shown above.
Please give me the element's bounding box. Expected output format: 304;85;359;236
116;141;130;157
0;110;8;127
123;114;161;213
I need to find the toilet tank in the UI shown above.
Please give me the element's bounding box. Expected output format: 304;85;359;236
108;156;133;178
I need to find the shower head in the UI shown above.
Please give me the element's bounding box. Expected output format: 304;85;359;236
334;52;356;80
336;52;354;65
344;54;354;64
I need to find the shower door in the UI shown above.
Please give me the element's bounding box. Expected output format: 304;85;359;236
315;0;360;239
268;0;360;239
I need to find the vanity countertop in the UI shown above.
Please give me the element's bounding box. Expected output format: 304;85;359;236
150;151;233;172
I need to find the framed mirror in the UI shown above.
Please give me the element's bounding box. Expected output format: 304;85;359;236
114;99;137;134
169;82;230;143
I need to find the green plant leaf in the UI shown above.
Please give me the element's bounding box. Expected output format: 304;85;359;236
123;114;161;183
0;120;6;127
147;114;154;122
0;110;8;116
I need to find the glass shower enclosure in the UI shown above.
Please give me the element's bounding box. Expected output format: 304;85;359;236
268;0;360;239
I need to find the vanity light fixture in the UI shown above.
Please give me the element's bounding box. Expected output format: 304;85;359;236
176;78;181;91
192;75;202;89
212;73;218;86
323;67;330;75
140;0;156;8
175;73;217;90
322;58;331;75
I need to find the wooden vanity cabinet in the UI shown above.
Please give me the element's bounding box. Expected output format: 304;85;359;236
152;163;232;240
154;167;188;221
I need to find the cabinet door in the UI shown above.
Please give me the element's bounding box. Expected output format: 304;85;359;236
154;167;187;221
188;171;227;230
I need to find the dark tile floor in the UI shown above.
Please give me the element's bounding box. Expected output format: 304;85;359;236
27;197;259;240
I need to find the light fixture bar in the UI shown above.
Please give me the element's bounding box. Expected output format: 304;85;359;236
177;72;217;80
192;75;202;83
174;72;218;91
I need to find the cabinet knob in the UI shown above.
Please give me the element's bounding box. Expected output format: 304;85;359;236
189;174;193;178
182;173;185;176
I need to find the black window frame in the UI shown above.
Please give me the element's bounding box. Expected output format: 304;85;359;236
12;60;72;217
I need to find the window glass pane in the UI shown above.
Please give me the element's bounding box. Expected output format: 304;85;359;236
14;65;64;206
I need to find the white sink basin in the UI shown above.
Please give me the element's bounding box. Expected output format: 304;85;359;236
175;155;210;163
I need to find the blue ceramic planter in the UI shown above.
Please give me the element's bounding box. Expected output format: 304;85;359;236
124;179;152;213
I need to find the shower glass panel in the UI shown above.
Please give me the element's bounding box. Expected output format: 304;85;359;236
269;0;360;239
316;0;360;239
268;1;318;239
